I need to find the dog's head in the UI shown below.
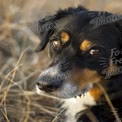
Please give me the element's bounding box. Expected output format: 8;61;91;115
36;6;122;99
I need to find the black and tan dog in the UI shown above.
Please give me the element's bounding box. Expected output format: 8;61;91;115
35;6;122;122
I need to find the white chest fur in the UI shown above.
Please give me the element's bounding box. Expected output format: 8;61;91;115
62;92;96;122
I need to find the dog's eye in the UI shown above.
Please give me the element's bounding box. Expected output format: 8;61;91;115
52;40;61;49
89;48;101;55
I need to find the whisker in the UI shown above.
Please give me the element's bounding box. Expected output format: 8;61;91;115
89;15;96;17
63;66;69;69
98;60;106;62
62;62;69;65
63;64;69;67
102;65;107;68
99;63;107;65
88;13;96;16
100;57;107;59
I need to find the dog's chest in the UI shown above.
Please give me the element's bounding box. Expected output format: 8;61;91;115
61;92;96;122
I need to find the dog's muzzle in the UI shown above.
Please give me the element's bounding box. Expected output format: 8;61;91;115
36;63;70;93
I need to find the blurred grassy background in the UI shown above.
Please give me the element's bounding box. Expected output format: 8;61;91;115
0;0;122;122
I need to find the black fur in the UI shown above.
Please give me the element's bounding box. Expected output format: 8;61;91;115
36;6;122;122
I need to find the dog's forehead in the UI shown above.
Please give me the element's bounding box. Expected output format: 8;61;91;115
79;25;121;47
54;13;90;32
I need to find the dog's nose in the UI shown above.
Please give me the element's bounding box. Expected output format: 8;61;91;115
36;79;62;93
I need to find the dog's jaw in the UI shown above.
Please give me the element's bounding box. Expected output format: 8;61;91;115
36;83;97;122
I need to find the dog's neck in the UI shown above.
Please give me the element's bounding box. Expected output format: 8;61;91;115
59;74;122;122
105;74;122;100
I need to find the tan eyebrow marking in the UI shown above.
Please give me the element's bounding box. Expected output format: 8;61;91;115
80;40;93;51
60;31;70;43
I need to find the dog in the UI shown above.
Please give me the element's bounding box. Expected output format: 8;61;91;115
35;6;122;122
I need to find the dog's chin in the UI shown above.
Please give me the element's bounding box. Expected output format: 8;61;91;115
36;84;93;99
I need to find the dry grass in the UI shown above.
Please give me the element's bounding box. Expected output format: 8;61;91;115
0;0;60;121
0;0;122;122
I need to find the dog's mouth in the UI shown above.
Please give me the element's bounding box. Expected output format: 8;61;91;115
73;84;93;98
36;82;93;99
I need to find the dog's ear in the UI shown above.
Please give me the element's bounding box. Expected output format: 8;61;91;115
35;30;52;52
35;15;56;52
